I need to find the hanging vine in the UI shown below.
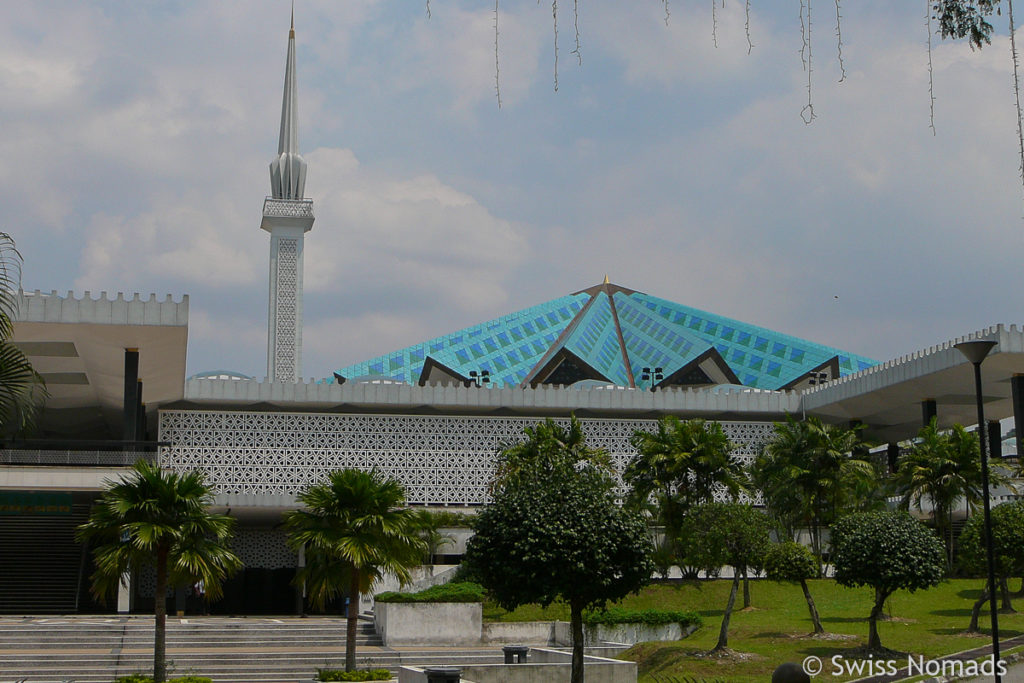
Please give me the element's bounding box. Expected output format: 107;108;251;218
494;0;502;108
1009;0;1024;188
927;0;937;134
713;0;720;48
572;0;582;65
552;0;559;91
800;0;816;124
834;0;846;82
746;0;754;54
663;0;671;27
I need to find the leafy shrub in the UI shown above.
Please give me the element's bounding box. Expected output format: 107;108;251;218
420;509;474;528
582;608;701;628
316;668;391;681
764;541;819;583
448;561;483;584
114;677;213;683
375;581;485;603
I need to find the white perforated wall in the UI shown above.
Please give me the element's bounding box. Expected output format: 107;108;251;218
159;410;775;506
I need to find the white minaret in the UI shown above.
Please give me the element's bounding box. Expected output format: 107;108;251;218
261;11;313;382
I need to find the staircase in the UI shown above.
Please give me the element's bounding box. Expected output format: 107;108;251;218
0;616;506;682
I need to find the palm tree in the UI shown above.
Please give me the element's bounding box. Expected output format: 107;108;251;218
284;469;427;672
627;416;744;510
76;460;242;683
894;419;1014;568
626;417;745;580
753;415;874;564
0;232;47;437
495;415;610;486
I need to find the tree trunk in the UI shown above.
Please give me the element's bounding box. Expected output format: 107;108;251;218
345;568;360;672
947;507;955;571
868;587;888;651
1000;576;1015;613
714;573;740;652
153;542;169;683
968;585;990;633
570;598;585;683
800;578;824;634
742;567;751;609
810;516;821;576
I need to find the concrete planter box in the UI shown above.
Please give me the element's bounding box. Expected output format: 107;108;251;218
375;601;482;646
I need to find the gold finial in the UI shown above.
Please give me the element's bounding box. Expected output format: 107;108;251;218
290;1;295;38
603;274;610;285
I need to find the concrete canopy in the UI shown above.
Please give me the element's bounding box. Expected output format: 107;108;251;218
803;324;1024;443
12;291;189;439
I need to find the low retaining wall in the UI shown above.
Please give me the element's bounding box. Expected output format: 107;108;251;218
398;648;637;683
377;602;698;648
481;621;560;645
586;621;699;645
374;602;482;646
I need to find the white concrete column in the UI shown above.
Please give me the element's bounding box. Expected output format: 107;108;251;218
117;572;131;613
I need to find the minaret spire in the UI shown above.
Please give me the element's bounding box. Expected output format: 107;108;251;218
270;5;307;200
261;12;315;383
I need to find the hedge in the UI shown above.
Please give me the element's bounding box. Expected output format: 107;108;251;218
375;581;485;603
316;668;392;681
114;677;213;683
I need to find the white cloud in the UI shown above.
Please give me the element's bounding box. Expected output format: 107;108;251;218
303;146;529;314
391;4;544;110
75;188;263;292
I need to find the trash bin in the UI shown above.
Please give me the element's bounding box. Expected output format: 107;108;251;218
423;667;461;682
503;645;529;664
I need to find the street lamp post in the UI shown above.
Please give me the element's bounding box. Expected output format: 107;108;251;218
468;369;490;387
954;339;1001;681
640;367;663;392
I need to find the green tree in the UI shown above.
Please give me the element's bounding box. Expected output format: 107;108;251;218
831;511;945;651
284;469;427;672
764;541;824;635
935;0;1005;49
893;419;1013;568
0;232;47;437
464;417;654;683
752;415;875;565
959;500;1024;631
681;503;772;652
626;416;745;576
76;461;242;683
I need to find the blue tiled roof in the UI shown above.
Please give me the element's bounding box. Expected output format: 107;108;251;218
335;293;590;386
331;283;878;390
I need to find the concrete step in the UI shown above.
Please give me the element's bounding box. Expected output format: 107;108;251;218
0;617;506;683
0;650;507;683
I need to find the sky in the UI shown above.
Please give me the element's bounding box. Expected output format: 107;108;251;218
3;1;1024;381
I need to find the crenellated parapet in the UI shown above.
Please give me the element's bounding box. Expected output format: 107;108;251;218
15;290;188;327
182;376;799;418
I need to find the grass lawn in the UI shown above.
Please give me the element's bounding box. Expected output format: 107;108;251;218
483;578;1024;682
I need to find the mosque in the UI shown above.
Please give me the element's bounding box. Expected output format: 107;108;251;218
2;19;1024;616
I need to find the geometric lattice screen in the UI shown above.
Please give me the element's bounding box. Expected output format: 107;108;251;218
159;410;776;506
